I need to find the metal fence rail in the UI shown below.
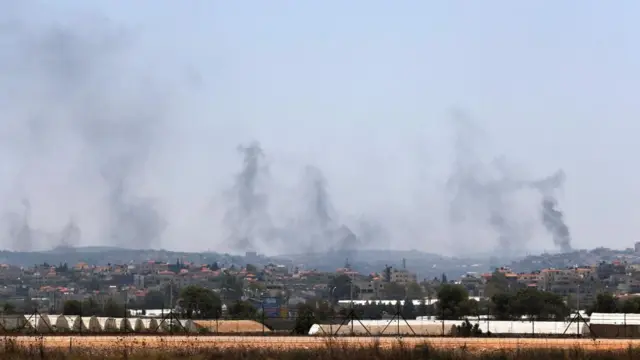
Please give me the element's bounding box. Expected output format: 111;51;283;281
4;310;640;339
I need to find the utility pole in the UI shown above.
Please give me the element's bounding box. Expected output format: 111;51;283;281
576;282;580;336
169;280;174;311
349;278;353;309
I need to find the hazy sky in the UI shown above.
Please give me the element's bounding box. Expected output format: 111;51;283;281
1;1;639;256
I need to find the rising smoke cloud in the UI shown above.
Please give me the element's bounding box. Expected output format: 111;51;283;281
446;113;530;255
223;141;272;252
528;170;572;252
5;199;33;252
0;12;172;250
57;217;82;249
0;5;577;256
446;112;571;254
300;165;360;254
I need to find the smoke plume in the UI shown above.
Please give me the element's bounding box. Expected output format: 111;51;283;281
0;14;171;250
447;114;530;255
57;217;81;248
6;199;33;252
105;178;166;249
529;170;572;252
0;5;579;256
223;141;271;252
303;165;333;232
300;165;361;254
446;113;572;254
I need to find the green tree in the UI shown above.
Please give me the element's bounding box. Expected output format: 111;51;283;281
490;288;569;320
384;282;406;300
246;264;258;273
56;263;69;273
293;303;316;335
103;299;126;317
588;292;619;314
406;282;424;300
537;291;570;320
402;299;416;319
620;297;640;313
63;300;82;316
81;298;100;316
179;285;222;319
143;290;167;309
221;274;244;301
510;288;548;320
436;284;469;320
463;298;480;317
490;292;514;320
362;301;381;319
485;271;511;298
416;299;431;317
328;274;358;302
228;300;257;319
2;302;16;315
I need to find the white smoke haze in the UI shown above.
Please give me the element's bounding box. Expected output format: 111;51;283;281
445;112;569;257
0;5;577;256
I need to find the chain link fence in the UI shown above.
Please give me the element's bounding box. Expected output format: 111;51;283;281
3;306;640;339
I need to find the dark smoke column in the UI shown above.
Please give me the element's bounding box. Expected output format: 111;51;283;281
8;199;33;251
541;196;572;253
529;170;572;252
223;141;271;252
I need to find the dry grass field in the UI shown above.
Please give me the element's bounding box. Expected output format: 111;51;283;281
3;336;640;359
4;335;640;351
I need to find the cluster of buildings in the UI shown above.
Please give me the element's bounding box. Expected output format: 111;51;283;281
1;251;639;316
0;256;423;316
459;260;638;308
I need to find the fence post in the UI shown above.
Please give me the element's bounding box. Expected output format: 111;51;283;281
396;302;400;337
441;306;444;337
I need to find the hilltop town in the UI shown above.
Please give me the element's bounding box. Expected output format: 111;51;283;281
2;243;640;320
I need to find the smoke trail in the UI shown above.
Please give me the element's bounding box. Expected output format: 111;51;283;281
303;165;333;231
4;199;33;251
541;196;571;252
0;18;170;249
447;115;522;254
57;217;81;248
447;113;539;255
223;141;271;252
284;165;333;253
529;170;572;252
105;177;166;249
301;165;364;254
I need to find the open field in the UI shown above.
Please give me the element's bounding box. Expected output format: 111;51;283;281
4;335;640;352
4;337;640;359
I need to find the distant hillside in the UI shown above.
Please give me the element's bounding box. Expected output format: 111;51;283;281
0;246;628;279
0;247;228;267
276;249;495;280
0;246;493;278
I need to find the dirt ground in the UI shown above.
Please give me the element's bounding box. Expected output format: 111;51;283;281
3;336;640;352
